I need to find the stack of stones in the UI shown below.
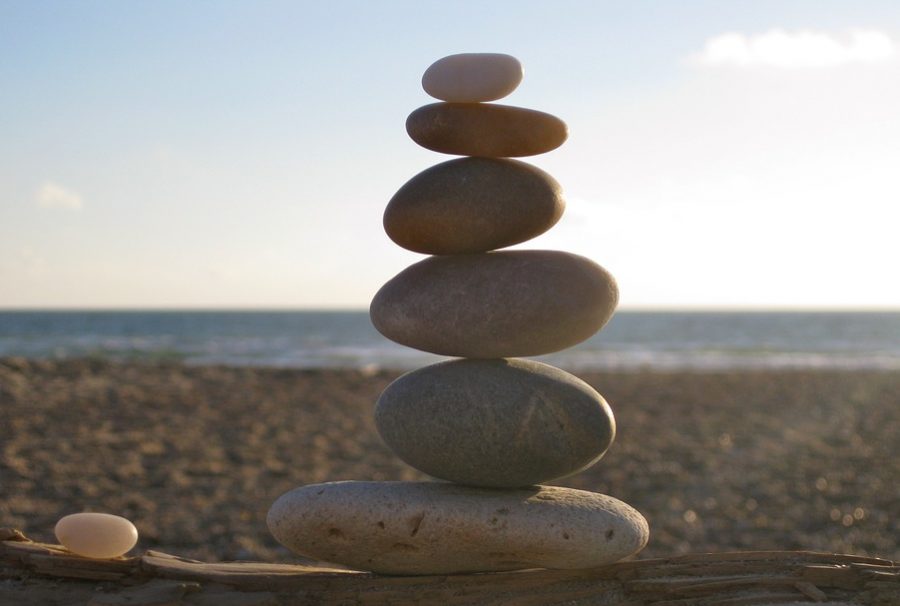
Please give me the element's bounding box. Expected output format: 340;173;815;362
268;53;649;575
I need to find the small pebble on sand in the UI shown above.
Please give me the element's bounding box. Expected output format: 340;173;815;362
55;512;138;559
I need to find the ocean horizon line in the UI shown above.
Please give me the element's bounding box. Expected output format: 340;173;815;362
3;307;900;314
3;309;899;371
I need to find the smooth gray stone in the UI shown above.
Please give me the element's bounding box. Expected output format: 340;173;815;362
369;250;618;358
267;481;649;575
376;358;615;487
383;157;564;254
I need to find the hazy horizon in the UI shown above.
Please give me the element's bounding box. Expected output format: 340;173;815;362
3;305;900;313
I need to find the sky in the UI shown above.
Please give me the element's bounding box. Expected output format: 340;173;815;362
2;0;899;310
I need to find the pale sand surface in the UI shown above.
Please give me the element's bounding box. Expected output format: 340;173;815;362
1;358;897;563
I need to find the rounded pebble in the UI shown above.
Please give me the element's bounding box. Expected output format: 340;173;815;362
422;53;523;102
384;157;564;254
54;512;138;559
376;358;615;487
406;103;567;157
267;481;649;574
370;250;618;358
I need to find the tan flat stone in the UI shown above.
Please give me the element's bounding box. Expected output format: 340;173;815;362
406;103;567;157
369;250;618;358
267;481;649;574
384;157;564;254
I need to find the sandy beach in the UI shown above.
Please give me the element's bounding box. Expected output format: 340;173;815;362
1;357;897;564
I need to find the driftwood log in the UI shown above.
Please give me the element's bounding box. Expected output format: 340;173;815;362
2;528;898;605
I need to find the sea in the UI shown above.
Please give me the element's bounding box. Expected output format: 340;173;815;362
1;310;899;372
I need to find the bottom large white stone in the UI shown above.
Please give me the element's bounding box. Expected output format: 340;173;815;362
267;481;649;574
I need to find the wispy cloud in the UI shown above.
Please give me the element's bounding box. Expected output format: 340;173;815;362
691;29;896;69
35;182;83;210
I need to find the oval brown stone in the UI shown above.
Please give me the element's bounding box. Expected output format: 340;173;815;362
370;250;618;358
384;158;564;254
406;103;568;157
376;358;615;488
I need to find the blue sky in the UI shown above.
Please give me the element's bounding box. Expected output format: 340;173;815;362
2;1;899;309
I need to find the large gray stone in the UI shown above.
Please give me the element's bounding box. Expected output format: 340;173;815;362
383;157;564;254
406;103;567;157
369;250;618;358
267;481;649;574
376;358;615;487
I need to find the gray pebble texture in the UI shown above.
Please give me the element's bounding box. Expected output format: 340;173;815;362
376;358;616;487
370;250;618;358
267;481;649;574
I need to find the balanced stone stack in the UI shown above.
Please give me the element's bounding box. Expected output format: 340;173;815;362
267;53;649;575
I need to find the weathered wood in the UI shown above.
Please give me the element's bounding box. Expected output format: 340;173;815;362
1;528;897;605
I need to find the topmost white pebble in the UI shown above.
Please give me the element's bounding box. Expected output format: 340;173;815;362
422;53;523;103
